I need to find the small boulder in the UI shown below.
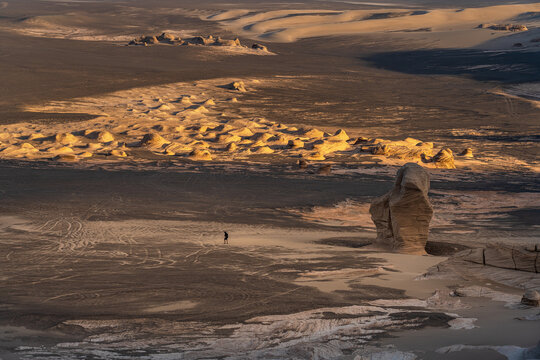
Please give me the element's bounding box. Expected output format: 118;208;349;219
226;142;237;152
86;130;114;143
303;128;325;138
317;164;332;175
288;139;304;149
330;129;349;141
109;149;127;157
521;290;540;307
215;37;241;46
157;32;176;42
354;136;369;145
142;35;159;44
459;148;473;158
189;149;212;161
252;43;268;52
431;148;456;169
55;133;78;145
227;81;247;92
53;154;77;162
139;133;168;147
189;35;214;45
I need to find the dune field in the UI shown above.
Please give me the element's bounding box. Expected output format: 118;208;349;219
204;3;540;47
0;0;538;359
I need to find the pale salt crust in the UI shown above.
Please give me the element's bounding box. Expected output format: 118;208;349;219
14;304;466;359
0;77;534;172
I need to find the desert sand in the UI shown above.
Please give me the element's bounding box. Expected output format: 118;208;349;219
0;0;538;359
205;3;540;46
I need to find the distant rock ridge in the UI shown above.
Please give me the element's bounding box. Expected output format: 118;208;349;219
478;23;528;31
127;33;270;52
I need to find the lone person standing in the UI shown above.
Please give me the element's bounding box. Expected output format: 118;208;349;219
223;231;229;244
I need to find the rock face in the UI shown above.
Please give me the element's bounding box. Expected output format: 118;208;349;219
460;243;540;273
369;163;433;254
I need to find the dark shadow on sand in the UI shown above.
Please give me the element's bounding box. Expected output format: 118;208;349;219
363;49;540;83
450;134;540;142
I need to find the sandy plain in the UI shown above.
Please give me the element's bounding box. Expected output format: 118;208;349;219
0;0;538;359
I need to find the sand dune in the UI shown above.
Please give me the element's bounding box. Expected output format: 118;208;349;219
207;3;540;43
0;77;526;172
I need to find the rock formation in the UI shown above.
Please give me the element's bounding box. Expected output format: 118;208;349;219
252;43;268;52
157;32;176;42
126;33;263;51
139;133;168;148
369;163;433;254
214;37;241;46
422;147;456;169
227;81;247;92
431;147;456;169
460;243;540;273
478;23;528;31
459;148;473;158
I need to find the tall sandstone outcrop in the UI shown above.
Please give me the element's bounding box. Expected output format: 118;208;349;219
369;163;433;254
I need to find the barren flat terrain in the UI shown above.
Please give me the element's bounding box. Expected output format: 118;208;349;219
0;0;538;359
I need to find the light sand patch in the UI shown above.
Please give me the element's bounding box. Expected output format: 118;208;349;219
294;267;385;292
455;286;522;308
144;301;197;313
358;252;448;298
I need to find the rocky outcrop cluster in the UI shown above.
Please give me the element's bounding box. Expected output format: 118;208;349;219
460;243;540;273
127;33;270;52
478;23;528;31
0;78;469;168
370;163;433;254
356;137;460;169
